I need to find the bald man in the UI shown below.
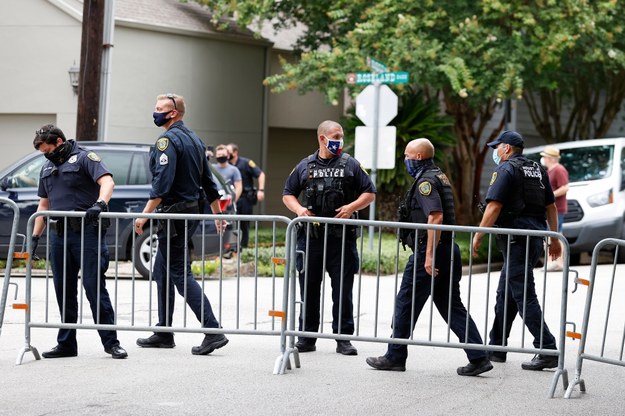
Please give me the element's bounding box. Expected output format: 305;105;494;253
366;138;492;376
283;120;376;356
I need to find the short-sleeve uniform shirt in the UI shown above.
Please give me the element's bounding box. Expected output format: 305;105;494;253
38;140;111;211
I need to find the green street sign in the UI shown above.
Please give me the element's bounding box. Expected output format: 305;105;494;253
367;57;388;73
346;71;409;85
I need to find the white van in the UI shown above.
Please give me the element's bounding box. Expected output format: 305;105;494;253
525;138;625;263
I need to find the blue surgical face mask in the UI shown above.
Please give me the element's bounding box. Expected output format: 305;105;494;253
153;111;171;127
404;158;429;178
492;148;502;165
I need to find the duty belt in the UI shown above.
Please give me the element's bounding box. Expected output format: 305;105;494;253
49;217;82;235
160;200;199;213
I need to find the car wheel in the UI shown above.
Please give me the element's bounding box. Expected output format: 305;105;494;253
134;227;158;278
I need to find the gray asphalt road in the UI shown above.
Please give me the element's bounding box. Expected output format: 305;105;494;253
1;263;624;415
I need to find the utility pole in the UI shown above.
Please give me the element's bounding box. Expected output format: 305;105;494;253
76;0;105;141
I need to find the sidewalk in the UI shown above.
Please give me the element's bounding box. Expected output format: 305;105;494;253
1;264;624;415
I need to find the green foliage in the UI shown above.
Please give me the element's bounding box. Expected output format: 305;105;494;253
203;0;625;222
238;246;286;277
240;246;286;263
191;259;220;276
246;226;287;248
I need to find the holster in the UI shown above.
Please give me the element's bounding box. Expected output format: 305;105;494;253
49;217;82;235
244;188;258;205
156;200;199;238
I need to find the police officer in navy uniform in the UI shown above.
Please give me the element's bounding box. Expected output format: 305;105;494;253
367;138;492;376
472;130;561;371
226;142;265;248
135;93;229;355
282;120;376;356
32;124;127;359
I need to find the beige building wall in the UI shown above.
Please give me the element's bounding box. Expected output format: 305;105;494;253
0;1;81;170
264;52;344;216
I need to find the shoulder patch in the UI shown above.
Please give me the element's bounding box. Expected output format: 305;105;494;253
490;172;497;186
159;153;169;165
418;181;432;196
87;152;101;162
156;138;169;151
436;173;450;186
360;165;370;176
248;160;257;168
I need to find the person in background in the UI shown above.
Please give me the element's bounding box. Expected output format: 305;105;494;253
32;124;127;360
540;146;569;271
226;143;265;248
212;144;242;202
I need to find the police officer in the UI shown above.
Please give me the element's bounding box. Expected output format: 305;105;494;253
282;120;376;355
135;93;229;355
32;124;127;359
366;138;492;376
472;130;561;371
226;142;265;248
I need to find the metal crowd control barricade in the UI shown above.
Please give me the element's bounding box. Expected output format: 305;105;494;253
565;238;625;399
275;216;570;398
0;197;22;338
16;210;290;365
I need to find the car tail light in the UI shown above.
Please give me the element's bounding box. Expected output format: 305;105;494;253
218;194;232;212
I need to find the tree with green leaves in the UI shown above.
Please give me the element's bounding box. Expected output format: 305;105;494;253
203;0;625;223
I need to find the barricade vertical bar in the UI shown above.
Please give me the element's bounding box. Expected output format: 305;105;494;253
444;230;452;343
166;219;171;328
17;213;43;364
355;227;365;336
0;197;20;338
461;232;472;343
319;223;328;335
44;220;51;323
183;219;188;327
96;217;102;325
337;225;346;336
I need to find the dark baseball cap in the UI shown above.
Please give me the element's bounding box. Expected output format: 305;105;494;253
486;130;524;149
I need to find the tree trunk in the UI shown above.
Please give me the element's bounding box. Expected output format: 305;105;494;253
443;91;504;225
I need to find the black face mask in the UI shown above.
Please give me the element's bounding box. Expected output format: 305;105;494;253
216;156;228;164
44;141;72;166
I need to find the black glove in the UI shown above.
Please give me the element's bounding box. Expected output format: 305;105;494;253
85;200;107;224
31;235;40;261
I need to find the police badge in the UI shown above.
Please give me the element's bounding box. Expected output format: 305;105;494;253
157;138;169;151
418;181;432;196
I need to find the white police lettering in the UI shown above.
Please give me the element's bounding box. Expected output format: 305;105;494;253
312;168;345;178
522;166;541;179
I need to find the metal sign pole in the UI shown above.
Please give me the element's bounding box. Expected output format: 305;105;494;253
368;82;380;250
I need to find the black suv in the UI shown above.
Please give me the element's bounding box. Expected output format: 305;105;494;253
0;142;237;277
